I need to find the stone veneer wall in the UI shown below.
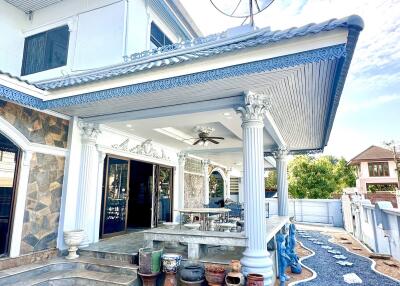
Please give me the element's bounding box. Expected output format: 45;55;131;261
0;100;69;148
20;153;65;254
184;173;204;208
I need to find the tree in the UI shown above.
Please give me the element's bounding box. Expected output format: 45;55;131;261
265;170;277;190
288;155;356;199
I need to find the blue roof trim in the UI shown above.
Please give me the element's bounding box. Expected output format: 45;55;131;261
322;23;363;148
45;44;347;109
0;44;346;111
0;84;44;108
35;15;364;91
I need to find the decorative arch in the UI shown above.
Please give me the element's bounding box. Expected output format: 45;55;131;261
209;167;228;202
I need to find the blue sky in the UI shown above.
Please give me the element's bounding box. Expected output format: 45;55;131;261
180;0;400;159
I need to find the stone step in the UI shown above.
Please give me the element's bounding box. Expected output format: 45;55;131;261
0;257;139;286
79;249;139;265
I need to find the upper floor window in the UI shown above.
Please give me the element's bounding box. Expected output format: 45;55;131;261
368;162;389;177
150;22;172;49
21;26;69;76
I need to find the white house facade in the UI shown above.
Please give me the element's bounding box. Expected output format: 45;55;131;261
0;1;364;284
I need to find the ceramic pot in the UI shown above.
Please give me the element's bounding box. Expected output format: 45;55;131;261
246;274;264;286
139;248;163;274
205;264;226;286
180;264;205;282
162;253;182;273
63;230;85;260
225;260;244;286
164;272;177;286
180;278;204;286
138;272;159;286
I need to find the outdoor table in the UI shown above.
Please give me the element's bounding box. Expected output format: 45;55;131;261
177;208;231;231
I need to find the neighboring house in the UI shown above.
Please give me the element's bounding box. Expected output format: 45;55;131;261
348;145;399;193
0;0;364;283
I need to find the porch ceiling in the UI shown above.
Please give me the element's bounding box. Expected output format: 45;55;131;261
4;0;64;13
105;108;275;168
56;58;339;152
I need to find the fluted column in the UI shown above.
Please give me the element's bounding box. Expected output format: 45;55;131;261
202;159;210;206
274;148;289;216
75;122;101;246
93;151;106;243
237;91;273;285
178;153;186;210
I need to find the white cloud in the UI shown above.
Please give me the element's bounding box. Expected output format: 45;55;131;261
340;94;400;113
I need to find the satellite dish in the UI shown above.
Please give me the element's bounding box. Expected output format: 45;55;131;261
210;0;274;26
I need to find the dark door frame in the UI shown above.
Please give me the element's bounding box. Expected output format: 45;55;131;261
100;155;174;238
0;147;21;257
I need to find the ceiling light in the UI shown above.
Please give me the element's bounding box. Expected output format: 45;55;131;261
204;141;209;147
126;124;132;128
223;112;231;116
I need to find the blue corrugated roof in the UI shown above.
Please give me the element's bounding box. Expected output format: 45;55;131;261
35;15;364;91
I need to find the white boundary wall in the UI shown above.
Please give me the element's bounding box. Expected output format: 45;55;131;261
265;198;343;227
343;195;400;261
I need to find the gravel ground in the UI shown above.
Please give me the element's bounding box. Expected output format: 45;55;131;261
296;231;400;286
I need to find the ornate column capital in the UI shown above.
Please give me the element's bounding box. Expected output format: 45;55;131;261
236;91;271;123
78;121;101;144
272;147;289;160
201;159;210;169
178;152;187;166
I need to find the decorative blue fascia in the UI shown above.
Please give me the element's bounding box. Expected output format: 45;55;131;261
43;44;347;109
0;44;346;111
322;24;363;148
0;84;44;109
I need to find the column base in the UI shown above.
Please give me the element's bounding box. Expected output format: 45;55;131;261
241;249;273;286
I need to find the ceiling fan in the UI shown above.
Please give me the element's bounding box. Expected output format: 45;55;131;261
192;127;224;146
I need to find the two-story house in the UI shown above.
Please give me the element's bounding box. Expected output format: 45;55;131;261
0;0;364;283
348;145;399;193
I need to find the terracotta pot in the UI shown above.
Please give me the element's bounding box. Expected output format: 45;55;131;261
138;272;159;286
246;273;264;286
205;271;225;286
226;260;244;286
163;272;177;286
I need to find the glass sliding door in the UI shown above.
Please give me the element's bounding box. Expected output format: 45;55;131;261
101;156;129;237
156;166;173;225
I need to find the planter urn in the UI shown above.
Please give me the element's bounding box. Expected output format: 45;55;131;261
63;230;85;260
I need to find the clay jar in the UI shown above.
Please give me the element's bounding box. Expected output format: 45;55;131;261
180;264;205;282
246;274;264;286
225;260;244;286
205;264;226;286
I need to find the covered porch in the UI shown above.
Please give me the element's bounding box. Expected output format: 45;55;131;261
0;15;363;285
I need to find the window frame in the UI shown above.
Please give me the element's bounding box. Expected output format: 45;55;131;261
368;162;390;177
150;22;172;48
21;25;70;76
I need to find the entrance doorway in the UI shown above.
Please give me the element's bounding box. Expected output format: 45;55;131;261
209;170;224;208
0;133;20;257
100;156;173;238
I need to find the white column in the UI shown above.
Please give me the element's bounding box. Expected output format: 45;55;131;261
75;122;101;246
9;150;32;257
237;91;273;285
202;159;210;206
57;116;82;249
178;153;186;210
93;151;106;243
274;148;289;216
